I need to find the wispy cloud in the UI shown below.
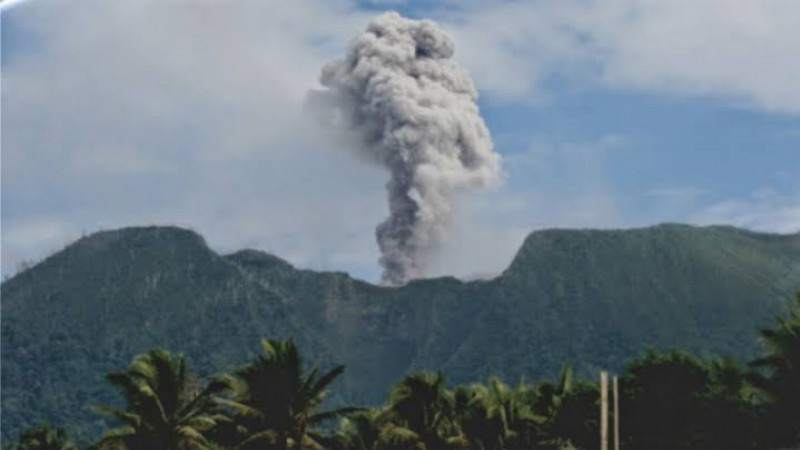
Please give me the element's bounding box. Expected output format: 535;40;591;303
689;187;800;233
1;0;384;278
436;0;800;113
429;135;629;278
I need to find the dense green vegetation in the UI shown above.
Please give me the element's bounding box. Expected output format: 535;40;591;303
5;294;800;450
2;224;799;443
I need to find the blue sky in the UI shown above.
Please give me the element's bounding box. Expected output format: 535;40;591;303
2;0;798;282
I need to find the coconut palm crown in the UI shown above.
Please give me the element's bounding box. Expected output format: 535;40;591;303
220;338;358;450
95;349;228;450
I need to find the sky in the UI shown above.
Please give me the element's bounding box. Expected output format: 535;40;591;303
2;0;799;282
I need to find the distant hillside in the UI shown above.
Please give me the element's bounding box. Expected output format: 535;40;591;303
2;224;799;443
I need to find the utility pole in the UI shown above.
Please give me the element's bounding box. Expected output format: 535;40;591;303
600;371;609;450
613;375;620;450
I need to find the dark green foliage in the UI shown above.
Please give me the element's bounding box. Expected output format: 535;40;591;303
619;352;767;450
548;381;597;450
452;384;506;450
4;303;800;450
620;350;710;450
325;410;385;450
93;349;228;450
699;357;760;450
612;297;800;450
749;293;800;448
217;338;355;450
2;224;799;444
386;372;453;450
2;424;78;450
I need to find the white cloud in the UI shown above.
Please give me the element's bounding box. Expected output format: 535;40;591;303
436;0;800;113
689;187;800;233
1;0;388;278
1;218;70;274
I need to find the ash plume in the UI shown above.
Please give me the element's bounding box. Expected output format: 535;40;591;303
312;12;501;285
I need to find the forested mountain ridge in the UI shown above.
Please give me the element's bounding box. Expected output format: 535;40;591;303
2;223;799;442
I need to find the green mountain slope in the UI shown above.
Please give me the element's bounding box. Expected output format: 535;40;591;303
2;224;799;443
0;227;320;442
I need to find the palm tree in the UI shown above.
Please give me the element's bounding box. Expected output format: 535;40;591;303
328;410;385;450
549;381;598;450
532;363;572;419
532;363;575;447
330;408;431;450
95;349;228;450
386;371;455;450
220;338;357;450
487;377;543;448
3;424;77;450
452;384;504;450
452;377;542;450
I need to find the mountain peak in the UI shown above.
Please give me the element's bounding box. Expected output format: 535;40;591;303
6;226;210;282
74;225;207;250
505;223;799;278
225;249;295;272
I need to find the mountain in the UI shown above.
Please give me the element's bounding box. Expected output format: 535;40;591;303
2;224;799;443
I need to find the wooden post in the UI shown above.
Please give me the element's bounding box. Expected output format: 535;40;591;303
613;375;620;450
600;371;609;450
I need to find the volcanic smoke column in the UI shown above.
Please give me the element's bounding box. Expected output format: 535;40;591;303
317;12;501;285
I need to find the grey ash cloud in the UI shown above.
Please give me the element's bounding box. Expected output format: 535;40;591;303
310;12;501;285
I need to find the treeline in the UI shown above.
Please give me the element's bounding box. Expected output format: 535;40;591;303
5;295;799;450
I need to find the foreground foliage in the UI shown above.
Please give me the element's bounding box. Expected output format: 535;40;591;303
6;296;800;450
93;349;228;450
215;339;358;450
3;424;77;450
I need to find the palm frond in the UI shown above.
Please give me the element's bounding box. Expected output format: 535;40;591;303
308;406;365;424
301;364;321;396
215;398;267;421
234;429;281;450
177;425;209;444
309;365;346;399
96;425;137;447
94;405;142;427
